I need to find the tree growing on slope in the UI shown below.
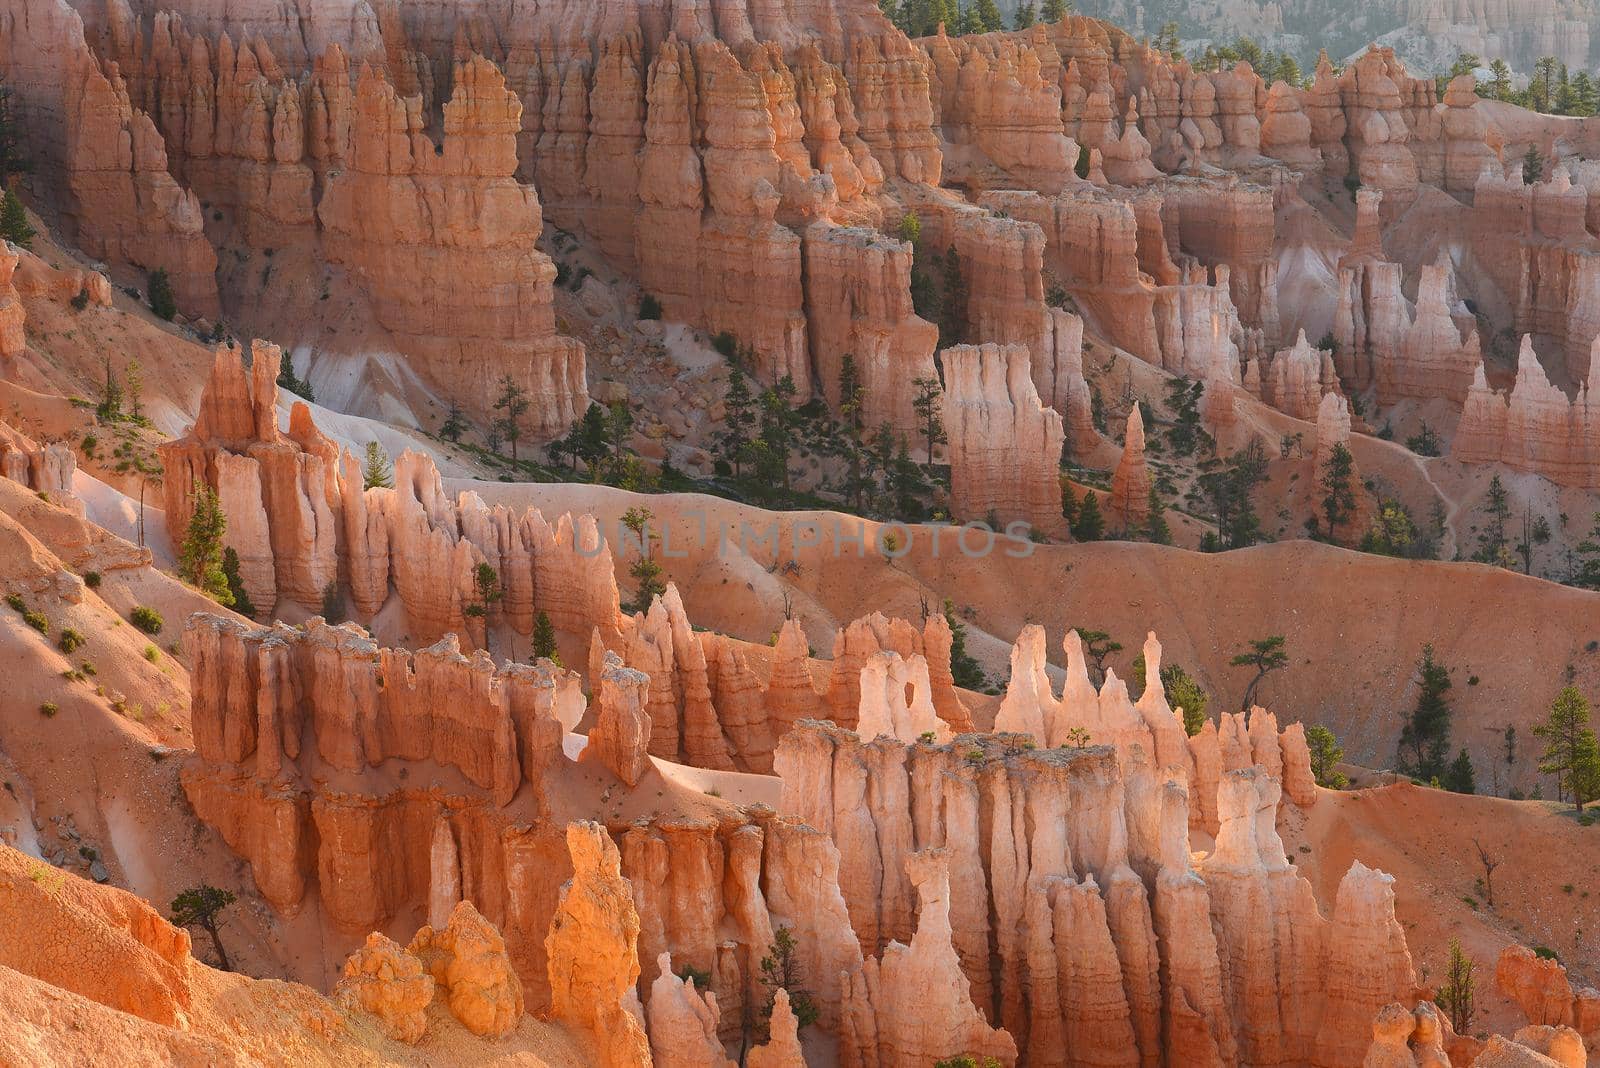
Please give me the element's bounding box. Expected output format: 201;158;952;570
1230;634;1288;711
1534;684;1600;811
171;885;237;971
1397;644;1452;781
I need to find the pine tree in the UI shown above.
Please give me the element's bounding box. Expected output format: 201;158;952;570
1534;685;1600;811
1305;725;1349;788
1012;1;1035;29
0;189;34;249
1398;644;1453;780
221;547;256;618
1041;0;1068;22
148;268;177;321
1071;489;1104;541
171;886;237;972
1145;485;1171;544
0;85;31;187
1060;481;1079;527
1443;748;1477;794
911;376;947;464
1230;634;1288;711
532;610;561;665
1321;442;1357;544
973;0;1003;31
1485;59;1513;101
125;359;144;422
439;401;469;443
492;375;530;461
939;246;967;348
1438;940;1476;1035
179;481;233;606
1523;145;1544;185
1477;475;1514;566
720;366;758;478
944;598;986;690
362;441;393;489
96;356;124;423
622;506;666;612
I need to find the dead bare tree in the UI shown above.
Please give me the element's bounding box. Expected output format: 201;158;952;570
1473;838;1501;908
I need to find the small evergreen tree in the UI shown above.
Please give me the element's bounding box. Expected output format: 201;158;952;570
1041;0;1068;21
125;359;144;422
1443;748;1477;794
1076;629;1122;685
221;547;256;618
1398;644;1453;780
1534;685;1600;811
912;376;947;464
0;189;34;249
757;927;820;1041
1012;1;1036;29
532;610;561;665
0;85;32;187
1305;725;1349;788
622;506;667;612
897;211;922;245
439;400;469;443
96;356;124;423
1061;481;1079;527
945;599;986;691
1230;634;1288;711
1320;442;1357;544
276;358;314;402
720;366;758;478
1071;489;1104;541
463;563;502;633
179;481;233;606
1145;485;1172;545
1523;145;1544;185
492;375;530;461
362;441;393;489
171;885;237;972
973;0;1003;31
148;268;177;321
939;246;968;348
1438;939;1476;1035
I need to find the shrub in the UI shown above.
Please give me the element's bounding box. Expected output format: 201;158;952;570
83;570;101;589
712;331;738;359
23;609;47;633
638;294;663;320
147;268;177;321
676;964;712;990
130;606;164;634
57;628;85;653
4;593;23;612
143;645;160;664
39;702;58;718
1534;945;1560;961
80;661;96;676
70;287;90;311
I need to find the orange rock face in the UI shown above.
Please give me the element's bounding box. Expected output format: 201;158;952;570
944;341;1069;539
546;822;652;1068
409;900;526;1038
1453;337;1600;489
333;932;434;1044
317;56;587;432
1109;405;1152;533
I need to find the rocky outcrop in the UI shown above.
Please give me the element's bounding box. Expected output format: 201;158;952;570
318;56;587;432
180;613;581;926
0;0;219;317
584;652;654;787
1109;405;1152;533
333;933;435;1044
775;714;1408;1066
1452;337;1600;489
1334;251;1480;405
647;952;738;1068
547;822;652;1068
747;988;807;1068
1496;944;1600;1037
944;342;1068;539
162;343;623;636
409;900;525;1038
0;420;81;517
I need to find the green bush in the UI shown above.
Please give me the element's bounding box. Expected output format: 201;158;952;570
39;702;58;718
83;570;102;588
130;606;164;634
639;294;662;320
4;593;23;612
147;268;177;321
23;609;47;633
143;645;161;664
57;628;85;653
712;331;738;359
